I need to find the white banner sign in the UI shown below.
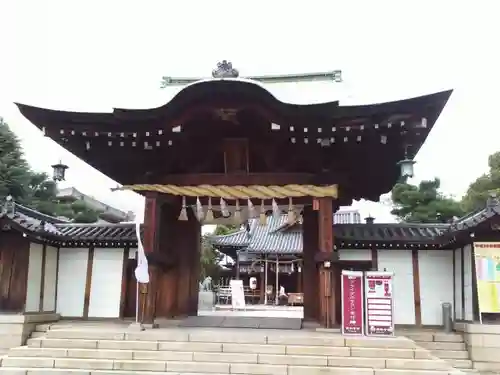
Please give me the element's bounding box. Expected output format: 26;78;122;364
230;279;246;310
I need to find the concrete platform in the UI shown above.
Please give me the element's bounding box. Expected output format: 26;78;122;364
178;316;303;330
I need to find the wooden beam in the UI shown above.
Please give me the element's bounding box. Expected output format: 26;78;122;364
119;248;130;319
371;248;378;270
139;194;162;325
143;193;161;254
54;247;60;313
412;249;422;326
461;245;465;320
38;244;47;312
302;206;319;321
83;247;95;319
158;173;315;186
318;197;335;328
223;139;249;174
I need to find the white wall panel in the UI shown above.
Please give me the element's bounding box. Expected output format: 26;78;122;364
463;244;474;321
25;243;44;312
338;249;372;261
88;248;125;318
454;248;463;320
377;249;415;325
419;250;454;325
43;246;58;312
56;248;88;317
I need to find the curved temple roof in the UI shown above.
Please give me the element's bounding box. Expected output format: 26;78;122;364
15;75;453;204
16;84;452;131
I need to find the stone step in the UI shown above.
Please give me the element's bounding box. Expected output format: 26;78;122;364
447;359;473;369
430;350;469;360
26;338;433;359
0;356;462;373
34;324;52;332
0;369;471;375
401;332;465;344
30;332;45;339
8;346;450;365
39;329;427;349
418;341;467;351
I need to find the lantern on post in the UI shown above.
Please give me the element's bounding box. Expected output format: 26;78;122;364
51;161;68;181
397;145;416;180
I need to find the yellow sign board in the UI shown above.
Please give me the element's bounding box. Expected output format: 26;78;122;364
474;242;500;313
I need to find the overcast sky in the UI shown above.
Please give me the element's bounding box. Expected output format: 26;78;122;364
0;1;497;223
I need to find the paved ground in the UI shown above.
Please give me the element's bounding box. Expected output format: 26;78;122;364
178;315;303;329
201;305;303;318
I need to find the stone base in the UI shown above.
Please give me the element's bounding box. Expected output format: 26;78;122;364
0;312;59;349
198;291;216;311
455;321;500;372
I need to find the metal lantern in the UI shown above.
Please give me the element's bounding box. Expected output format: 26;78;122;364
51;162;68;181
397;158;416;179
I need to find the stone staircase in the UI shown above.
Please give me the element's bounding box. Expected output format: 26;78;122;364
0;324;474;374
402;331;472;371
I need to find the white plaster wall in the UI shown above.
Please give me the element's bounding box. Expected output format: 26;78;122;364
43;246;58;312
463;244;474;321
454;248;463;320
88;248;125;318
338;249;372;261
377;249;415;325
419;250;454;325
56;248;88;317
25;243;44;312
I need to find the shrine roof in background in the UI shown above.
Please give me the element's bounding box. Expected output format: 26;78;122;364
5;200;500;250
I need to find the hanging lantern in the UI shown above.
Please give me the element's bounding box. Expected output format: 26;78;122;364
51;161;69;181
397;158;416;179
398;145;416;179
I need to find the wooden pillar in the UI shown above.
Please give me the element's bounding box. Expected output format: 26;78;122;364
318;197;337;328
259;260;265;303
175;208;201;316
139;193;161;325
302;206;319;321
155;202;179;318
297;261;303;294
188;217;201;316
412;249;422;325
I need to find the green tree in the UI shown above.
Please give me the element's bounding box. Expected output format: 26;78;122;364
391;178;466;223
0;117;100;223
0;117;32;202
200;224;241;281
462;151;500;212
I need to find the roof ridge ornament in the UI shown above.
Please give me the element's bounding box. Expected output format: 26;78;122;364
160;61;342;88
212;60;239;79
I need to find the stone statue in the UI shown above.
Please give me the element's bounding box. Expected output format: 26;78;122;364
201;276;213;291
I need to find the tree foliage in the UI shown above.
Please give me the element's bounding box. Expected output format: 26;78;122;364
0;117;99;223
200;224;241;281
462;151;500;212
391;178;466;223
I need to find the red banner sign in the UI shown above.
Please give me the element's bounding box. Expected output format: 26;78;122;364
365;272;394;336
341;270;364;335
